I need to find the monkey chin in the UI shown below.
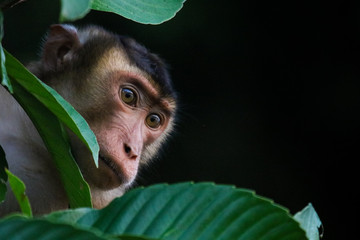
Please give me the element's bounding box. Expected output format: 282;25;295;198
96;154;135;190
68;135;134;191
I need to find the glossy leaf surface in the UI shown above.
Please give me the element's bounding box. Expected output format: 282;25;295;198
91;0;186;24
46;182;307;240
60;0;92;22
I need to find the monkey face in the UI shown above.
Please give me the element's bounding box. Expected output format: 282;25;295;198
62;47;176;191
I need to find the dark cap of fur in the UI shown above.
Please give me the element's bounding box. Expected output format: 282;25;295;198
33;25;176;101
118;36;176;99
79;26;176;99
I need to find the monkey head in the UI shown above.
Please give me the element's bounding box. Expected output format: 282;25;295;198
28;24;177;207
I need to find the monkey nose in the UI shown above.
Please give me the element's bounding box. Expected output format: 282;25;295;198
123;143;138;160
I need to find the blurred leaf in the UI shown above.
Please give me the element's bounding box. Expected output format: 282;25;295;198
0;145;8;203
0;215;157;240
91;0;186;24
46;182;307;240
3;49;99;167
0;216;108;240
0;182;7;204
45;208;93;224
0;10;12;92
8;79;92;208
294;203;323;240
59;0;93;22
5;169;32;217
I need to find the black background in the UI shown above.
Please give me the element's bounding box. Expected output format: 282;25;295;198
3;1;360;239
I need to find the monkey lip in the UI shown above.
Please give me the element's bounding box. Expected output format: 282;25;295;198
99;154;126;184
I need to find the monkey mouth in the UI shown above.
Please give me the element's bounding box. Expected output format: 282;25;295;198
99;154;126;184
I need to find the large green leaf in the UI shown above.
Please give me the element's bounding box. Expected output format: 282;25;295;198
0;216;156;240
46;182;307;240
3;49;99;167
60;0;92;22
294;203;322;240
8;79;92;208
91;0;186;24
1;41;97;207
5;169;32;217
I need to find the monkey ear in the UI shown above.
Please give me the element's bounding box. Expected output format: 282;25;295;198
42;24;80;71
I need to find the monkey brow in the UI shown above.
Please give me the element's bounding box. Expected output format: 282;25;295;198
127;77;175;116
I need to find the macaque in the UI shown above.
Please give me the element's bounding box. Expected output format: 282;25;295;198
0;24;176;215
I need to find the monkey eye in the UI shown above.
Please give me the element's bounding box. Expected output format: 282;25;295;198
146;113;162;129
121;88;137;105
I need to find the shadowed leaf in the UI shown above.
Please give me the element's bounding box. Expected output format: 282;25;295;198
60;0;92;22
91;0;186;24
46;182;307;240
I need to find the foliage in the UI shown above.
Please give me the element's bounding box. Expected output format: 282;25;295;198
0;1;321;239
3;50;94;208
0;182;308;240
60;0;92;22
90;0;186;24
5;169;32;217
294;203;323;240
0;9;11;92
60;0;186;24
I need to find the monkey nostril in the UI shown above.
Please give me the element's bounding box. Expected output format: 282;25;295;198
123;144;138;160
124;144;131;154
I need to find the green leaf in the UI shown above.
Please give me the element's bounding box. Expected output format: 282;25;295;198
0;10;12;92
0;216;157;240
5;169;32;217
46;182;307;240
0;216;109;240
45;208;93;224
2;49;97;207
294;203;322;240
60;0;93;22
0;145;8;203
91;0;186;24
3;49;99;167
8;79;92;208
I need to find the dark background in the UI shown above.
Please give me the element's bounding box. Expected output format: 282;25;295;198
3;1;359;239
